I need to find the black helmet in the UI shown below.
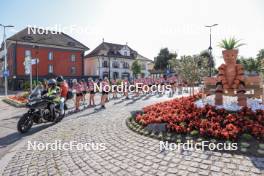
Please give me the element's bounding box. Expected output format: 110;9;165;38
56;76;64;83
48;79;57;86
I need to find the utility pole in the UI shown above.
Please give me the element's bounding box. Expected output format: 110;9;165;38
33;45;39;83
0;24;14;96
30;59;32;92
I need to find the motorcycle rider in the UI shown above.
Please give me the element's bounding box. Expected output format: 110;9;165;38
46;79;61;122
56;76;69;116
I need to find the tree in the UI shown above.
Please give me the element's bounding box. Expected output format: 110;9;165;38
168;57;180;74
199;49;216;76
131;60;141;79
237;56;260;75
154;48;177;70
256;49;264;76
175;55;207;95
257;49;264;60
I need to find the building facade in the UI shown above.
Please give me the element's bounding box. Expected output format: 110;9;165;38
84;41;152;80
0;27;89;90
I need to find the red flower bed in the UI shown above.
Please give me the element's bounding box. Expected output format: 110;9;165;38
8;95;28;104
136;94;264;140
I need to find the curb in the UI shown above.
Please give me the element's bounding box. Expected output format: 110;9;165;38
2;98;26;108
126;115;264;157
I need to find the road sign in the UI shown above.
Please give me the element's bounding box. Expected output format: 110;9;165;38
23;56;31;75
3;70;9;77
166;69;170;75
31;58;39;65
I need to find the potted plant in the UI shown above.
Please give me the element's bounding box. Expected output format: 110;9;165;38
218;37;245;88
218;37;245;64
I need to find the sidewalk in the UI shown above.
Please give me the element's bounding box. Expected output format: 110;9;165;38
0;93;108;159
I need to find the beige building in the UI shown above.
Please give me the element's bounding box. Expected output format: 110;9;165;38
84;41;152;79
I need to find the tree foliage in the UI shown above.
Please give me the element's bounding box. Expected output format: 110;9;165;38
154;48;177;70
237;57;260;75
257;49;264;60
199;49;216;74
173;55;208;85
131;60;141;78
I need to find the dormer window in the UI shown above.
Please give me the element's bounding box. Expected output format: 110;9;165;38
22;36;33;41
67;42;75;47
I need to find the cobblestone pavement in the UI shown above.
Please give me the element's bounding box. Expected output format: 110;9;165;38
0;93;264;176
0;94;102;159
0;97;27;158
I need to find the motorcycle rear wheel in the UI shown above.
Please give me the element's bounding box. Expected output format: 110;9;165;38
17;113;33;133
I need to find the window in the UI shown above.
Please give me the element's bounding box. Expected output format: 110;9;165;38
70;54;76;62
124;51;127;56
112;61;119;68
48;65;53;73
25;50;31;57
103;72;109;78
70;66;76;75
122;72;130;79
48;52;53;61
102;60;108;68
123;62;129;69
113;72;119;79
141;63;146;70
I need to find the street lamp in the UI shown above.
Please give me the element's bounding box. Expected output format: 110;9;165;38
205;24;218;77
0;24;14;96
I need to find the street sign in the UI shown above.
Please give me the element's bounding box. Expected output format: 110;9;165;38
31;58;39;65
3;70;9;77
166;69;170;75
23;56;31;75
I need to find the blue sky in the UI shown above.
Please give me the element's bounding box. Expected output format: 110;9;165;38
1;0;264;66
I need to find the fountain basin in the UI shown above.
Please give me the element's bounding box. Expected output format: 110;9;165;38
195;95;264;112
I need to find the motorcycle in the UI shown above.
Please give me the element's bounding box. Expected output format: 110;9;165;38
17;85;67;133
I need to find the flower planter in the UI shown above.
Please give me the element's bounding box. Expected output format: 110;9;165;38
127;94;264;156
2;95;28;108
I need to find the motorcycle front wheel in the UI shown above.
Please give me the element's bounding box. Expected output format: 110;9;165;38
54;109;65;123
17;113;33;133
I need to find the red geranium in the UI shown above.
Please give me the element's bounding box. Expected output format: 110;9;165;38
135;94;264;140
